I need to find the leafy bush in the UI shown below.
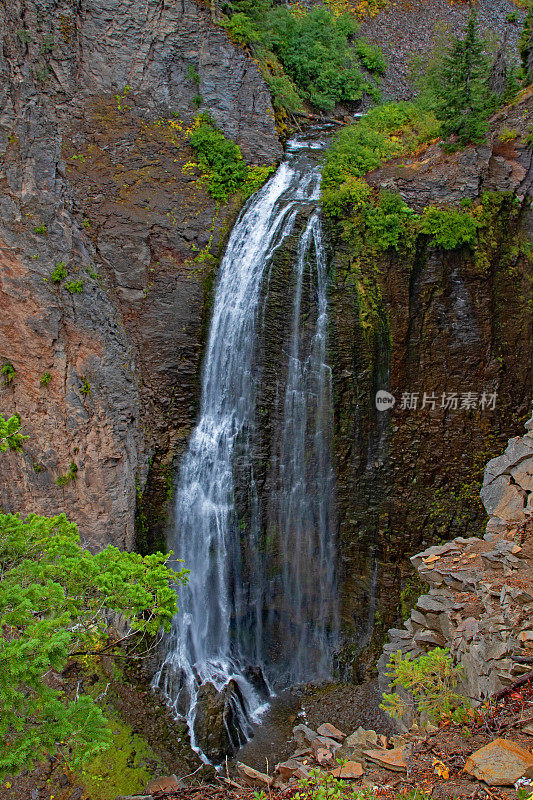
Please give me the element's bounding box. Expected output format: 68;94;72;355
381;647;470;724
264;7;380;111
220;2;385;113
50;262;68;283
222;12;261;44
354;37;387;74
420;206;480;249
363;190;414;251
39;372;52;387
80;376;91;396
188;114;247;202
321;100;438;216
188;114;275;202
55;461;78;486
1;362;16;385
65;279;84;294
0;511;186;778
0;413;27;452
33;224;47;235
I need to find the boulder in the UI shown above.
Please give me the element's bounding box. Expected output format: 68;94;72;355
193;680;247;763
480;475;526;522
464;738;533;786
317;722;346;741
275;759;304;780
345;727;378;749
511;457;533;492
236;762;273;788
293;723;319;748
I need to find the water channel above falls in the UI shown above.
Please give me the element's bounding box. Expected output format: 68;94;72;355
153;130;340;764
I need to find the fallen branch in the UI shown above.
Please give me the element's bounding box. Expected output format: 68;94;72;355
491;670;533;701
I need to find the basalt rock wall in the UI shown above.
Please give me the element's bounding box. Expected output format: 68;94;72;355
329;96;533;676
0;0;280;548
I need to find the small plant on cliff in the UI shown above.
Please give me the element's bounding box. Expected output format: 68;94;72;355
0;511;187;779
33;224;47;235
419;207;480;249
50;262;68;284
187;114;275;202
40;372;52;387
1;362;16;386
55;461;78;486
65;279;84;294
381;647;470;724
80;377;91;396
0;413;27;452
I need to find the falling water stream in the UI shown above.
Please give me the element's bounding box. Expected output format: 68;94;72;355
153;132;339;762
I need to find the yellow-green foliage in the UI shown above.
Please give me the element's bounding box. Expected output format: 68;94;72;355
186;114;275;202
381;647;470;724
419;207;480;249
321;101;439;217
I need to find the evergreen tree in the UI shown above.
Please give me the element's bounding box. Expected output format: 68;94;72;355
433;16;492;146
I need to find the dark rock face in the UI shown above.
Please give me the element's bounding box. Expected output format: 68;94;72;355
0;0;280;547
193;680;248;763
329;95;533;676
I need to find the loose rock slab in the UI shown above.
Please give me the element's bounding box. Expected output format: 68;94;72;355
364;747;408;772
463;738;533;786
317;723;346;741
236;762;273;787
331;761;364;779
145;775;184;793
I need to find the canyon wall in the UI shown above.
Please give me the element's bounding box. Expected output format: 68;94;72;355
329;94;533;674
0;0;280;548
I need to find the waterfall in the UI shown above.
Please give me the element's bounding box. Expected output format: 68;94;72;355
153;134;338;761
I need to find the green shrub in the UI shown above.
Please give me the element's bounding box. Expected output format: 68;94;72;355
50;262;68;283
0;511;185;778
420;206;480;249
0;413;27;452
381;647;470;724
363;190;415;251
354;37;387;74
80;377;91;396
55;461;78;486
188;114;247;202
222;12;261;44
188;115;275;202
1;362;16;385
33;224;47;235
499;126;519;142
65;279;84;294
39;372;51;387
264;7;380;111
321;100;439;217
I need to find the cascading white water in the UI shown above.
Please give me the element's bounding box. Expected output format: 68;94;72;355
153;134;338;761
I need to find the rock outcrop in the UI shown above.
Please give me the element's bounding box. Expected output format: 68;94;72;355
378;414;533;717
0;0;280;547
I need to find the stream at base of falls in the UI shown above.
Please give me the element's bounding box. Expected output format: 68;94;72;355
152;128;340;764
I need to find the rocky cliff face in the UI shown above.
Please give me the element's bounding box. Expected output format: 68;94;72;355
329;95;533;675
0;0;280;547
